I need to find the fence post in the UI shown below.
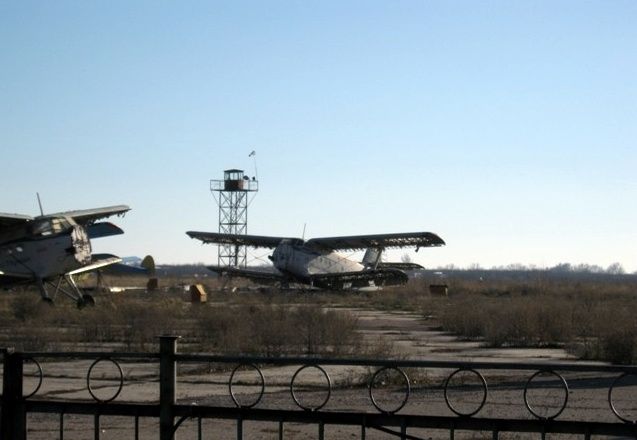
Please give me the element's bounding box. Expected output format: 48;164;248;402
1;349;26;440
159;336;179;440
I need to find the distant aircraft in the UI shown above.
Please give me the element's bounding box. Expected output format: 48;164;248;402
0;205;130;307
99;254;158;292
186;231;445;290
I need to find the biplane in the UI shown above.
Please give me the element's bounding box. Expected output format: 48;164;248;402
187;231;445;290
0;205;130;306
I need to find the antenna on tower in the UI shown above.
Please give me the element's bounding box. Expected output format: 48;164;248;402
210;169;259;267
249;150;258;181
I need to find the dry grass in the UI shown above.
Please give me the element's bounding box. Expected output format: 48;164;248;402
0;289;367;356
435;274;637;364
2;271;636;364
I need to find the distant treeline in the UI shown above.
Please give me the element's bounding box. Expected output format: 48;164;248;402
434;262;631;275
154;263;635;280
418;269;637;284
155;264;217;277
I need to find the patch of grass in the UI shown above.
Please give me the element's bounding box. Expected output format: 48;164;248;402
437;275;637;363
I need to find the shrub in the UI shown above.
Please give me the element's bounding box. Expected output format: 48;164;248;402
602;330;636;365
192;303;362;356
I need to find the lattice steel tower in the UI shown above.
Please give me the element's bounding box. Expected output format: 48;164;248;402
210;169;259;267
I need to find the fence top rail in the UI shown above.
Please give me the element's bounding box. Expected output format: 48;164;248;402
174;354;637;373
6;348;637;374
13;351;160;361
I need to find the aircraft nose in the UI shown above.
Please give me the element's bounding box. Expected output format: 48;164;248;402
71;225;92;265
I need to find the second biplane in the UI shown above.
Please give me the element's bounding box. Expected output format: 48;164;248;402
187;230;445;290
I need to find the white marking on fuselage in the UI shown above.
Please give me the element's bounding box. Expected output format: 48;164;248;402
272;243;364;279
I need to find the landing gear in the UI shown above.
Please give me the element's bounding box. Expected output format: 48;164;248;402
36;279;54;305
36;274;96;308
77;294;96;308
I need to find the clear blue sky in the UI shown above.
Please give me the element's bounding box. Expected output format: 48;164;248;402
2;1;635;271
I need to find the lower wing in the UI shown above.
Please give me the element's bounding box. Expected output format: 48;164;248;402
67;256;122;276
376;262;424;271
207;265;286;283
0;270;33;287
1;256;121;286
310;268;409;290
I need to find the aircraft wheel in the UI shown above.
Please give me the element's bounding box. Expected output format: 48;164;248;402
41;297;54;306
82;294;96;306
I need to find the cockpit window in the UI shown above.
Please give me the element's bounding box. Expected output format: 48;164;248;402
31;220;54;236
51;218;71;232
30;218;72;236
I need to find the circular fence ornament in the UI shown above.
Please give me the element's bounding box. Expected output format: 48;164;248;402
87;357;124;403
290;364;331;411
23;356;43;399
368;366;411;414
443;368;488;417
229;363;265;408
609;372;637;424
523;370;569;420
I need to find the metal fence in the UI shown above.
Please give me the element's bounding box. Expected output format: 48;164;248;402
3;336;637;439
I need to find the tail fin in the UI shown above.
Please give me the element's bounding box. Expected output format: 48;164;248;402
141;255;158;291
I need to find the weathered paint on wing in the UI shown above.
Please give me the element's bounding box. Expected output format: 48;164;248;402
306;232;445;251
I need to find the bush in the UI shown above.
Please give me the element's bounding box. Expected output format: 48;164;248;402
437;275;637;363
10;295;46;322
602;330;636;364
192;303;361;356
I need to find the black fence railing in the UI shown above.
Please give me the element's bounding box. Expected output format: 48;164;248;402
3;336;637;439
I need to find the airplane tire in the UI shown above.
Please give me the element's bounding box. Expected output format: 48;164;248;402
82;294;96;307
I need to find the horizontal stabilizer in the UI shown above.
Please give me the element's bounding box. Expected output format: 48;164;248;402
86;222;124;239
100;255;154;275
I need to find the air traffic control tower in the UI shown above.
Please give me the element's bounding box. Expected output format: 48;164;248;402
210;169;258;267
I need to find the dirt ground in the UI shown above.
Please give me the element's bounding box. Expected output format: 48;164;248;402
9;308;637;439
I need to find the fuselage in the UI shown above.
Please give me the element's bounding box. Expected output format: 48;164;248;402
270;239;364;282
0;216;91;280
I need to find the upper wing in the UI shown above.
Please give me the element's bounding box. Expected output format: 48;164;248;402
306;232;445;251
43;205;130;225
187;231;299;249
0;213;33;230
